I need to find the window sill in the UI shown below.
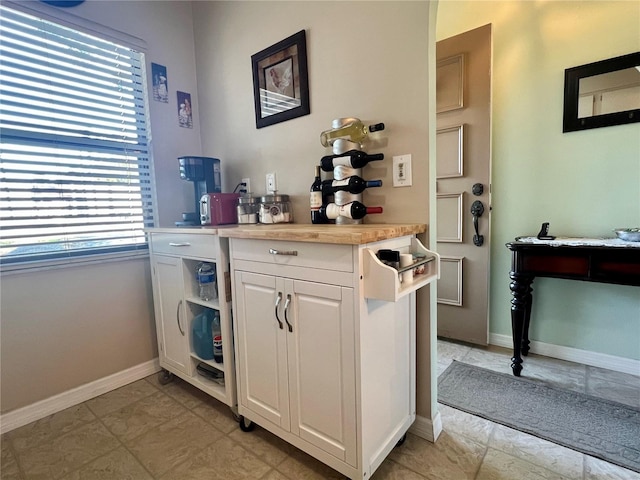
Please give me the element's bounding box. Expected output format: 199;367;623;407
0;250;150;276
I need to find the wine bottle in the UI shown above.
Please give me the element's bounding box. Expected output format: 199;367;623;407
319;201;383;221
310;166;325;224
320;150;384;171
321;176;383;195
320;119;385;147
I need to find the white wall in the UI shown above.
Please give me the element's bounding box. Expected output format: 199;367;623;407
191;1;437;419
0;0;201;413
437;1;640;360
192;1;432;224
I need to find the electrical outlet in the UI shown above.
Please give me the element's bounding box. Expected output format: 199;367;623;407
241;177;251;194
266;172;277;193
392;155;412;187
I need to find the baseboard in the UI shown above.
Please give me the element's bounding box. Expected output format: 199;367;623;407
409;412;442;443
0;358;161;434
490;334;640;376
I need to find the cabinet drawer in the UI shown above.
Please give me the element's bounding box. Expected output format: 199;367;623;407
232;238;353;272
150;233;218;259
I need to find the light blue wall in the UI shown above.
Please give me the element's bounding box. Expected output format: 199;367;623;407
437;1;640;360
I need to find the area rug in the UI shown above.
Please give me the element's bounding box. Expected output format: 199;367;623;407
437;361;640;473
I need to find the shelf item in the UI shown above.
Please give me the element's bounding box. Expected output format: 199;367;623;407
147;230;236;408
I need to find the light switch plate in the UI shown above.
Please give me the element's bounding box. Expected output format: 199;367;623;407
393;155;412;187
266;172;277;193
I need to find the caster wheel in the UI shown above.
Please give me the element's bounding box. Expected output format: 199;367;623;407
158;370;174;385
396;433;407;447
238;415;255;432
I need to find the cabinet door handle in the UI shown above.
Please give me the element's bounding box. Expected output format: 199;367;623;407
176;300;185;336
283;294;293;333
274;292;284;329
269;248;298;256
169;242;191;247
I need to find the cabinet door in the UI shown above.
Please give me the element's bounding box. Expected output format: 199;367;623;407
151;256;189;374
286;279;357;466
234;271;290;430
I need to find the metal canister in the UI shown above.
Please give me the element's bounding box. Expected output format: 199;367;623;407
236;195;258;224
259;194;293;224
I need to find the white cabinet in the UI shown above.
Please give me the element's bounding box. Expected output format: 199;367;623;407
152;255;190;375
228;233;438;480
234;271;357;465
148;229;236;408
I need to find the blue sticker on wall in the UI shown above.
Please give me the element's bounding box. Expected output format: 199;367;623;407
40;1;85;7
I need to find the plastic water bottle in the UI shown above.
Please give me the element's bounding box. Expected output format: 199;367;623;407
212;312;223;363
197;263;217;301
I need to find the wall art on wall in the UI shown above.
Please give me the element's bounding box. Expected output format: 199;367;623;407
251;30;310;129
177;91;193;128
151;63;168;103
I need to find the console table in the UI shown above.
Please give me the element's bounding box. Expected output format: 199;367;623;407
506;237;640;376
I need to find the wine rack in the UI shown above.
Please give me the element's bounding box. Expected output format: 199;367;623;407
318;117;385;224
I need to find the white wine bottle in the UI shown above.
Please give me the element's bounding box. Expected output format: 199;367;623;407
320;119;385;147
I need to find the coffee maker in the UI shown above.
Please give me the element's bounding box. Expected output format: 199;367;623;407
176;156;221;226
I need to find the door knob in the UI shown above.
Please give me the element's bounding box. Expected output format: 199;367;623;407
472;183;484;196
471;200;485;247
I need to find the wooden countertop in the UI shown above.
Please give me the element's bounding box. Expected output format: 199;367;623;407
218;223;426;245
147;224;426;245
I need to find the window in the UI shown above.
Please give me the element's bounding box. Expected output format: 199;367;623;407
0;5;154;265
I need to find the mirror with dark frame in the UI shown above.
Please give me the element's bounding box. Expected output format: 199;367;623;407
563;51;640;133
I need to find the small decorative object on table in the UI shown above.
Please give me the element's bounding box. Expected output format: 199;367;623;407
614;228;640;242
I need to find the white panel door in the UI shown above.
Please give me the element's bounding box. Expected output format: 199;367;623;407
286;279;357;466
234;271;290;430
152;256;189;374
436;24;492;345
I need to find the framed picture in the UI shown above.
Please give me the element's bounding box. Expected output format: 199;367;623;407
251;30;310;129
177;91;193;128
151;63;168;103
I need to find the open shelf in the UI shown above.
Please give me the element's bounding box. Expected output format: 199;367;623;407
185;296;221;310
190;352;225;372
363;237;440;302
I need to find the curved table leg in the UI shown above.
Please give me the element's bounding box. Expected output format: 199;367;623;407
509;273;534;376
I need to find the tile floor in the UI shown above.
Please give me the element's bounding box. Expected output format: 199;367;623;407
2;339;640;480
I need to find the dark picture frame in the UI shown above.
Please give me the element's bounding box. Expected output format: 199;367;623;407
563;51;640;133
251;30;310;129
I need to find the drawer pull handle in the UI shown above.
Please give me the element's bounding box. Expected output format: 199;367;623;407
269;248;297;256
284;294;293;332
169;242;191;247
274;292;284;329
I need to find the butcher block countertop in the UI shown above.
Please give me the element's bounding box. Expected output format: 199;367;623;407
148;224;426;245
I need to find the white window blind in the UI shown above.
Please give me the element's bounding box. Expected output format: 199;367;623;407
0;5;154;264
